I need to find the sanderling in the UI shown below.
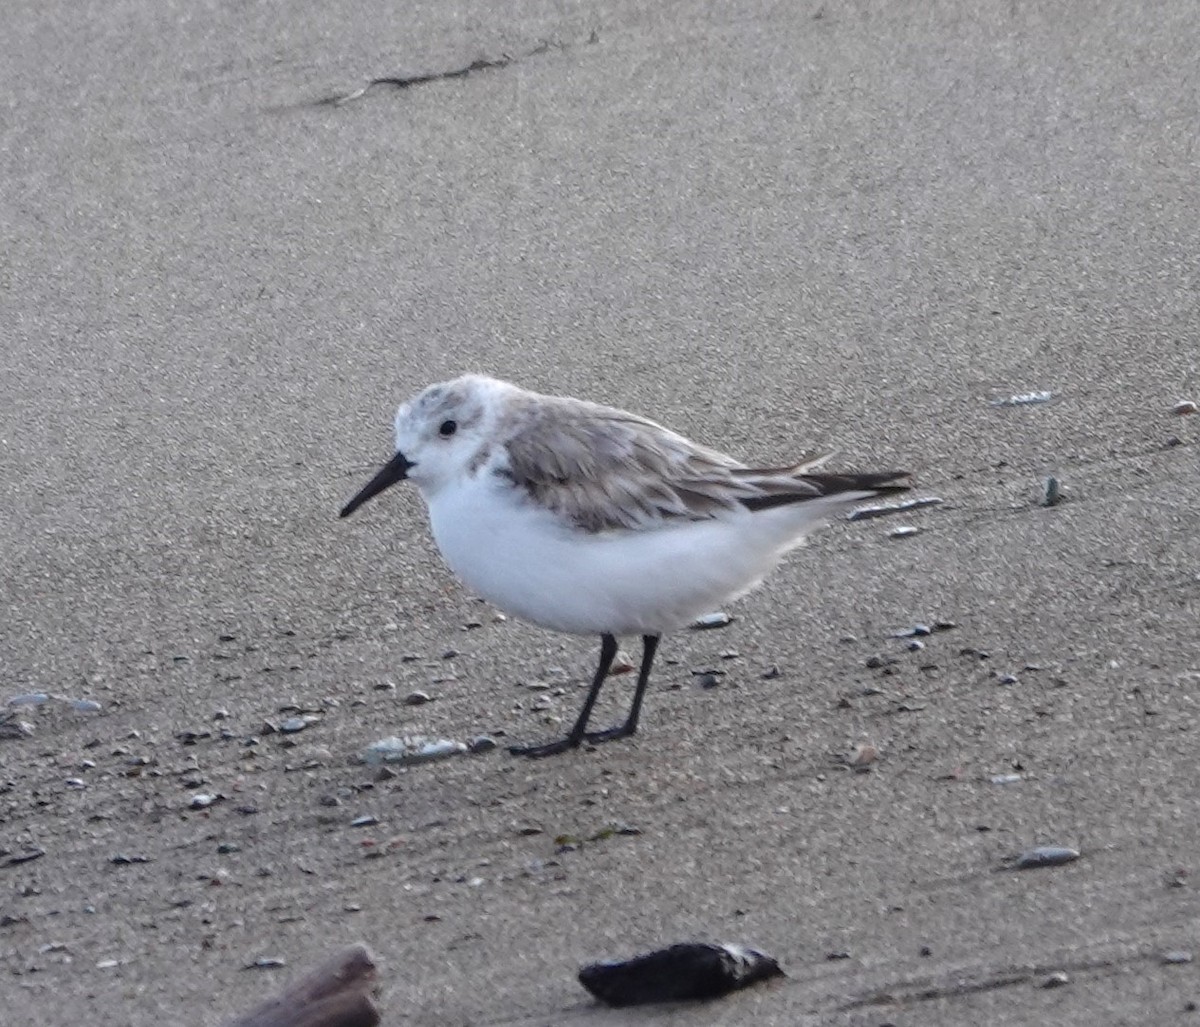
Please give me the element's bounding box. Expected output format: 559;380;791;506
341;375;909;758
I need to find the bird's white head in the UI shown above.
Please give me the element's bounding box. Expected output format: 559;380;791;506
340;375;512;518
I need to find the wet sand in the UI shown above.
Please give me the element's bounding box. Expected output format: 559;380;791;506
3;1;1199;1023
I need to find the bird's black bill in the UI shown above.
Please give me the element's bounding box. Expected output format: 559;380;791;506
339;451;413;518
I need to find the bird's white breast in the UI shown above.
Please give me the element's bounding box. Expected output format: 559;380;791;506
423;471;832;636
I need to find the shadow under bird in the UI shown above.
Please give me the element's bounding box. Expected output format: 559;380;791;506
341;375;908;757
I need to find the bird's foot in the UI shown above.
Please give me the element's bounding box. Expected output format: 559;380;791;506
583;722;637;744
508;736;583;759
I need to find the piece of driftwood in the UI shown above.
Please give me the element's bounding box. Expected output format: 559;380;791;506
224;944;380;1027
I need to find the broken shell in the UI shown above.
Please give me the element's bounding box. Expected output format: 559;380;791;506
1172;400;1197;416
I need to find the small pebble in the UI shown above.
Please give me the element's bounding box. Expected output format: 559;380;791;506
403;691;432;706
1163;950;1195;965
1041;970;1070;988
906;640;925;652
889;525;921;538
468;735;498;754
361;735;467;766
891;625;933;638
246;957;286;970
351;815;379;828
691;611;734;630
848;743;879;770
0;718;35;739
695;672;722;690
1173;400;1198;416
761;665;782;680
1012;846;1080;870
990;773;1023;785
279;716;315;733
1042;476;1063;507
189;793;219;809
997;673;1019;686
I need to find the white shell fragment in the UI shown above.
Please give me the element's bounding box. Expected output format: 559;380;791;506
991;390;1057;407
579;942;784;1007
7;692;101;712
888;525;921;539
361;735;468;766
848;496;943;522
691;612;734;630
990;773;1023;785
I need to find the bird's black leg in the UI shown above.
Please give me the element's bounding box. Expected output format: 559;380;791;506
585;634;660;743
509;634;619;758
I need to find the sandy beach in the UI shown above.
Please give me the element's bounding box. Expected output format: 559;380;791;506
3;1;1199;1023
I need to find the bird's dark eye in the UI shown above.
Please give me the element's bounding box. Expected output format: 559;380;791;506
438;419;458;438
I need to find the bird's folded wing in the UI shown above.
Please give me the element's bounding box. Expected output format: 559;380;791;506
500;398;898;533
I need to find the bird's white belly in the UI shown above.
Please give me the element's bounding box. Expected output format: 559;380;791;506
425;476;813;636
